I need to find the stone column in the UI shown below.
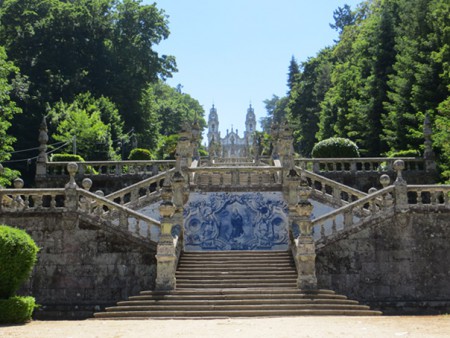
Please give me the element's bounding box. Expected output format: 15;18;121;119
191;119;201;161
276;120;295;171
155;181;177;290
393;160;408;212
36;116;49;178
295;175;317;289
65;162;79;212
175;123;193;171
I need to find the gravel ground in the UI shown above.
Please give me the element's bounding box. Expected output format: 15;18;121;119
1;316;450;338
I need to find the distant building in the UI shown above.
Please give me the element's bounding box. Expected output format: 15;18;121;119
207;104;257;158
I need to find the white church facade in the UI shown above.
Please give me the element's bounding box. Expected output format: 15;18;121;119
207;104;257;158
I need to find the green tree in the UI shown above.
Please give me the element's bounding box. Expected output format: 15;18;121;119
260;95;288;133
47;94;123;160
0;0;176;157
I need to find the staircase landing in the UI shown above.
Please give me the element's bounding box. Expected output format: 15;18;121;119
94;251;381;319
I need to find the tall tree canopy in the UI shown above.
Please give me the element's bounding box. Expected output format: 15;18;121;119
0;0;177;155
263;0;450;181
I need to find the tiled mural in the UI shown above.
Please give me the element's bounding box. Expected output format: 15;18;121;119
183;192;289;251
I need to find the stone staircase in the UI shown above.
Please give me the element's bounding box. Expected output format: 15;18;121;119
94;251;381;318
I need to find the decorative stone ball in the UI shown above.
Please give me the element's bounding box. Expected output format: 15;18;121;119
380;174;390;187
95;190;104;197
82;178;93;190
393;159;405;172
67;162;78;175
368;187;378;194
13;178;24;189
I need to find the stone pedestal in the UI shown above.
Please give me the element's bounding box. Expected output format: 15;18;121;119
296;236;317;289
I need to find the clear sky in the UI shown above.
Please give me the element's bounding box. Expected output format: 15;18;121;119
149;0;362;142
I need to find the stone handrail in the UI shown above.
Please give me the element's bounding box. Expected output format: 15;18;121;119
298;167;367;207
0;187;161;245
43;160;176;177
78;189;160;244
295;157;424;173
188;165;281;190
106;168;175;208
0;188;66;211
312;186;395;248
407;185;450;208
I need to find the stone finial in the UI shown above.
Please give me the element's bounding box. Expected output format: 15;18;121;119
37;116;49;163
95;190;104;197
380;174;391;188
368;187;378;194
393;160;405;184
82;178;93;191
13;178;24;189
65;162;78;189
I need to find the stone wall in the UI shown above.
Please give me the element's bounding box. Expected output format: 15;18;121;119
0;213;156;319
316;210;450;314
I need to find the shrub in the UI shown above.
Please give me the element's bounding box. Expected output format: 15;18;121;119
0;225;39;298
387;149;421;158
0;296;36;323
128;148;153;160
50;153;85;162
311;137;360;158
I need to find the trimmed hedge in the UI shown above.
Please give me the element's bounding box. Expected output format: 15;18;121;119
0;296;36;323
388;149;421;158
311;137;360;158
128;148;152;160
50;153;85;162
0;225;39;298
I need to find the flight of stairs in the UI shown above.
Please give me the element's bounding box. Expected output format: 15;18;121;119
94;251;381;319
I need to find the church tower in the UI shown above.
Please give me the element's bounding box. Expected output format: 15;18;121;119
244;104;256;145
207;104;220;146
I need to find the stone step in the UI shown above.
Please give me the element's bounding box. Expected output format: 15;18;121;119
176;266;295;272
182;250;289;257
94;308;382;318
176;283;298;289
117;298;360;306
137;288;340;297
177;262;295;268
104;303;371;312
175;272;297;279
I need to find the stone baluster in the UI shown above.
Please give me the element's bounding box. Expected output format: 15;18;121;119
13;178;25;210
80;178;93;211
65;162;79;211
36;116;49;178
295;174;317;289
155;180;177;290
393;160;408;212
380;174;393;208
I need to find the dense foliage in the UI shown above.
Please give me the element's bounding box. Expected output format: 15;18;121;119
0;0;205;176
0;225;39;298
0;296;36;323
50;154;85;162
311;137;360;158
262;0;449;181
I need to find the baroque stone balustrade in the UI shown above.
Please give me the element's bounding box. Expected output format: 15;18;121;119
78;189;161;245
188;165;281;191
407;185;450;209
42;160;176;177
299;168;367;207
0;187;161;246
106;168;175;208
295;157;425;173
0;188;66;211
312;186;396;249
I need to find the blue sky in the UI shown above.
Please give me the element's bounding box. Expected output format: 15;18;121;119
149;0;362;142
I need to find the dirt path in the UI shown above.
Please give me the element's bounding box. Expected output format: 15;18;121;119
1;316;450;338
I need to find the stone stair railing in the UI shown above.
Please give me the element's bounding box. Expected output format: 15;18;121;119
188;165;281;191
41;160;175;178
407;185;450;209
299;167;366;207
312;186;395;249
295;157;425;174
0;182;161;249
105;168;175;208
